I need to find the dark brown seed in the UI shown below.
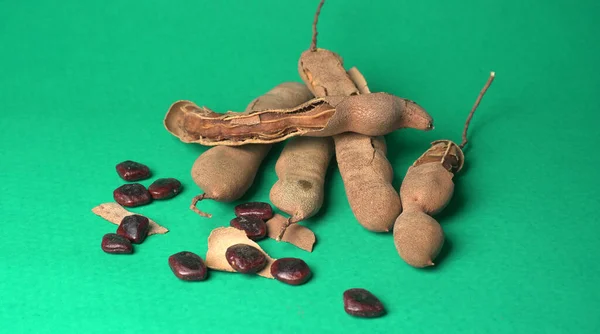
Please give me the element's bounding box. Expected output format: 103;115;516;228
101;233;133;254
168;251;208;281
113;183;152;207
343;288;386;318
148;178;182;200
116;160;151;181
270;258;311;285
234;202;273;220
225;244;267;274
229;216;267;241
116;215;150;244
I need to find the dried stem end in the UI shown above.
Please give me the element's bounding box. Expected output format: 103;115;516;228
276;217;294;241
190;194;212;218
460;71;496;149
413;140;465;174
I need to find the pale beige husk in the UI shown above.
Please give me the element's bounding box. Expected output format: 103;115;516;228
266;214;316;252
205;227;275;279
91;202;168;235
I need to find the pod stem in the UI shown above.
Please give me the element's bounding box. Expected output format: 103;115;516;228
310;0;326;51
459;71;496;149
190;194;212;218
276;217;294;241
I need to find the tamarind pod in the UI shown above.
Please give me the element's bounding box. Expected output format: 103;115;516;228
269;136;334;225
164;93;432;146
334;133;401;232
393;209;444;268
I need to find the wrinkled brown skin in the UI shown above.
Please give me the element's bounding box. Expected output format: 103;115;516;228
400;163;455;216
393;209;444;267
334;133;401;232
399;140;464;215
393;141;463;267
298;49;359;96
187;83;313;211
191;145;271;202
269;136;334;223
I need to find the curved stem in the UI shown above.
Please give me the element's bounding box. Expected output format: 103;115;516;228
460;71;496;149
190;194;212;218
276;217;294;241
310;0;326;51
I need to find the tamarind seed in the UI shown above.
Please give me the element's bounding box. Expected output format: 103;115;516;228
115;160;151;181
270;258;312;285
343;288;386;318
168;251;208;281
101;233;133;254
148;178;182;200
113;183;152;207
229;216;267;241
234;202;274;220
116;215;150;244
225;244;267;274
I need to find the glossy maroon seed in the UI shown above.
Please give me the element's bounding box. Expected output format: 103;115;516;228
229;216;267;241
270;258;311;285
343;288;386;318
234;202;273;220
148;178;182;200
115;160;151;181
225;244;267;274
113;183;152;207
116;215;150;244
101;233;133;254
168;251;208;281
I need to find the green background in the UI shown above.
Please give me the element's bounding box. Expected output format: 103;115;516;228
1;0;598;333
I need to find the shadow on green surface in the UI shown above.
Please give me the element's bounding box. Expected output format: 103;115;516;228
424;237;454;271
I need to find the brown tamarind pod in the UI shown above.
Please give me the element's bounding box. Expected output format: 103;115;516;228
164;93;432;146
334;133;401;232
394;72;495;268
393;208;444;267
269;136;334;233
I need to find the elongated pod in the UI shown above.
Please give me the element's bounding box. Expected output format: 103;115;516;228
394;72;495;267
164;93;432;146
183;82;313;217
269;137;334;227
392;141;462;267
332;68;401;232
334;133;401;232
295;0;404;233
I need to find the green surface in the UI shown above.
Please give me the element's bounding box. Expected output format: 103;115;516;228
1;0;598;333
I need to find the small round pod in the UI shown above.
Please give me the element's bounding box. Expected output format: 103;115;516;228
400;141;464;215
393;209;444;268
334;133;401;232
